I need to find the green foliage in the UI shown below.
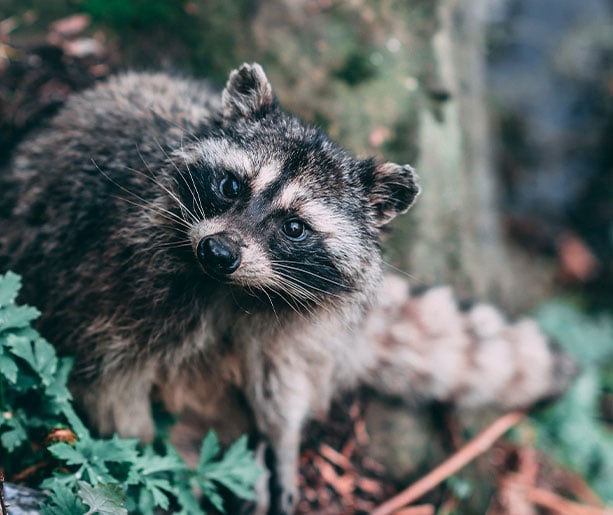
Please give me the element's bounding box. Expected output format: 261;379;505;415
532;299;613;502
194;432;260;511
0;271;262;513
82;0;186;30
333;49;378;86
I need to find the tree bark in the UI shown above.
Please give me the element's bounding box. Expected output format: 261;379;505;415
249;0;553;313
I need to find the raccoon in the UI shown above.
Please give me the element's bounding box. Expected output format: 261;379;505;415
0;64;574;514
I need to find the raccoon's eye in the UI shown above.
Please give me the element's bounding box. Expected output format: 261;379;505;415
282;219;308;241
219;173;241;199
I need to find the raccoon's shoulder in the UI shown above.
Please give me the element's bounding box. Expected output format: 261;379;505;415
52;72;219;139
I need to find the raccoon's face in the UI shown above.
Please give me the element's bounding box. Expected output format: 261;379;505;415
173;64;419;310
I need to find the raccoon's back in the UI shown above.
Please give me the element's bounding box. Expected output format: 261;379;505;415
8;72;220;184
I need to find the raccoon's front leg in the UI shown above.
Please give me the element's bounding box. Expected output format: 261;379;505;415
245;357;313;514
76;365;155;439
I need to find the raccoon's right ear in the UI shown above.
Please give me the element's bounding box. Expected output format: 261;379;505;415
222;63;277;120
363;161;420;227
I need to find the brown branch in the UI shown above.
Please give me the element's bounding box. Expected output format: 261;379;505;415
559;469;607;508
392;505;435;515
0;470;8;515
371;411;526;515
528;487;613;515
12;460;49;483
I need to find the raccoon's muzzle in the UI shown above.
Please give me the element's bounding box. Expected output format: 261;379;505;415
197;233;241;276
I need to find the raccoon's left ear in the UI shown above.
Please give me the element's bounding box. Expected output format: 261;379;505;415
222;63;276;120
364;162;420;227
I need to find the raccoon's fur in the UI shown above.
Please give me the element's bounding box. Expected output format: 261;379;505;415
0;64;574;514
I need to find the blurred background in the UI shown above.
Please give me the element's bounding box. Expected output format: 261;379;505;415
0;0;611;512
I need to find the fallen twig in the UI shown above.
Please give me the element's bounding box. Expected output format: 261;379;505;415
12;460;50;483
528;487;613;515
0;470;8;515
558;468;607;508
371;411;526;515
392;504;435;515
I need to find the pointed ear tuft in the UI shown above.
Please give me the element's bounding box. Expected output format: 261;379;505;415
366;162;420;227
222;63;275;120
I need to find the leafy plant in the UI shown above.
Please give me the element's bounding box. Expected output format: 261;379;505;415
0;271;261;513
531;299;613;502
82;0;187;30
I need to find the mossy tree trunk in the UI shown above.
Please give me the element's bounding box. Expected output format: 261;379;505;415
246;0;553;313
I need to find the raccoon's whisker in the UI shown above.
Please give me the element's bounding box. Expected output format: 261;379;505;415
113;191;191;231
153;241;193;250
134;143;199;225
228;288;252;315
151;138;202;224
173;134;206;220
268;283;307;318
181;158;206;221
169;134;206;221
95;161;193;231
173;175;204;220
130;148;200;224
273;273;321;303
178;133;206;221
271;261;356;291
382;260;425;284
271;265;347;301
108;193;193;232
271;272;334;319
269;273;318;309
133;151;198;221
254;286;280;323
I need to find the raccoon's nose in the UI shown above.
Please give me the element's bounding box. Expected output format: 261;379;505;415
197;234;241;275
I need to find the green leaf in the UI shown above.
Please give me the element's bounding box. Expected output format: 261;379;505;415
40;473;80;491
0;304;41;331
8;334;58;385
536;300;613;365
148;480;172;510
0;415;28;451
0;271;21;307
61;405;91;441
89;434;140;463
134;488;155;514
134;451;188;476
40;483;87;515
532;300;613;502
195;434;261;503
446;476;473;500
174;485;202;514
45;357;74;404
197;430;221;469
0;353;18;383
199;480;225;512
48;442;87;465
77;481;127;515
126;445;189;509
